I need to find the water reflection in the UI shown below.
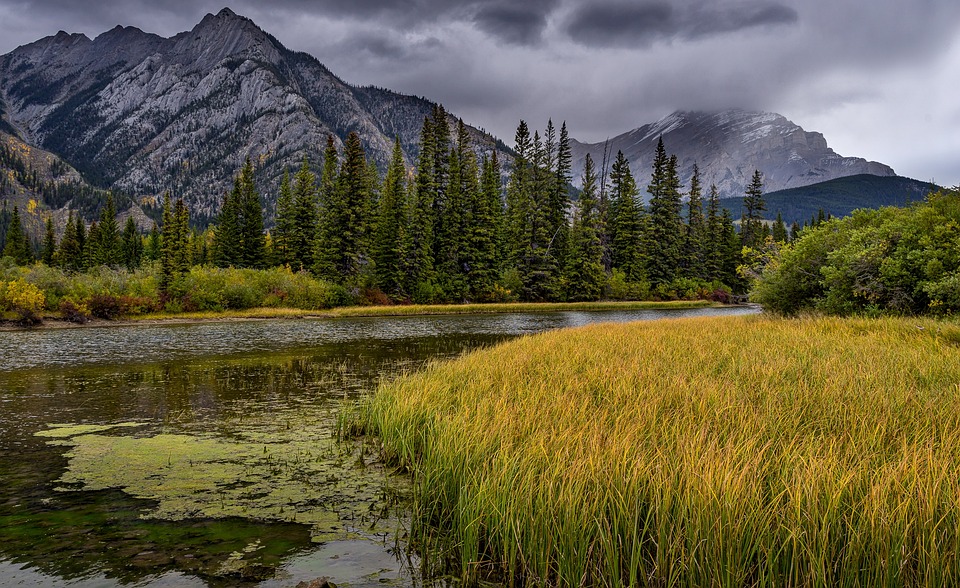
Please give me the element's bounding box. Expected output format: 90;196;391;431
0;306;757;587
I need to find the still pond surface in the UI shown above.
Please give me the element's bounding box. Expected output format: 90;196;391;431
0;306;757;587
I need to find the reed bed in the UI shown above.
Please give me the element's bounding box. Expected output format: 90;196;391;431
351;315;960;587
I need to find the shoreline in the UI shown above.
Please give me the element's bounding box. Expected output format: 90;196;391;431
0;300;725;331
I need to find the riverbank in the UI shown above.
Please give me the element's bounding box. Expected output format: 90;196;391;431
349;314;960;585
0;299;719;330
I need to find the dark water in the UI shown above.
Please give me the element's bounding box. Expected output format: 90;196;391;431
0;307;756;587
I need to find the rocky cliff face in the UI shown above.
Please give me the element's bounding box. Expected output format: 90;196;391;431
0;9;502;222
570;110;895;199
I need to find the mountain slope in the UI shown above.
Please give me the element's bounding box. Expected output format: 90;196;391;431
570;110;895;198
720;174;936;226
0;9;503;223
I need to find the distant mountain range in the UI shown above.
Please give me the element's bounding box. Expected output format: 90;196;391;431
0;8;916;234
0;8;504;224
720;174;937;227
571;110;895;198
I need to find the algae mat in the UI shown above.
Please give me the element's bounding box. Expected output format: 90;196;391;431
38;408;409;544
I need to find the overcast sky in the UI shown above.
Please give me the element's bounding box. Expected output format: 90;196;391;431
1;0;958;186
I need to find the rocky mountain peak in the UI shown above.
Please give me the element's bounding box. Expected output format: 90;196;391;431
571;109;895;198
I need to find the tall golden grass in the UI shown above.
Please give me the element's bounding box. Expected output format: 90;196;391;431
349;315;960;586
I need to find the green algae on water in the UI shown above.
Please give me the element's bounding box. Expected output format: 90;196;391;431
37;409;409;543
35;422;146;438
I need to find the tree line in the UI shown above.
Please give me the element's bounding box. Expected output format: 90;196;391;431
4;105;785;304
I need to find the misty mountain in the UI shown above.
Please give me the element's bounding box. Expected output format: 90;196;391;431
570;110;896;199
0;8;505;224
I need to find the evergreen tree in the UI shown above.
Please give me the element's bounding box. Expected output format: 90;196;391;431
238;158;266;269
91;194;120;266
144;224;161;262
273;169;295;267
720;208;744;291
2;206;32;265
159;195;176;292
467;151;503;300
42;217;56;266
372;138;409;300
313;136;341;278
173;198;191;275
213;187;241;267
789;221;801;242
316;132;371;283
608;150;645;282
57;211;82;271
291;157;318;271
684;164;706;279
120;216;143;270
704;184;725;282
74;214;87;271
565;154;605;300
548;121;572;268
646;138;684;287
741;169;766;248
772;211;788;243
405;118;437;296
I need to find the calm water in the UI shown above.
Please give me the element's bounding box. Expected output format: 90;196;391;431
0;306;756;587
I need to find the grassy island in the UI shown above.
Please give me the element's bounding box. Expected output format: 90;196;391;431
350;314;960;586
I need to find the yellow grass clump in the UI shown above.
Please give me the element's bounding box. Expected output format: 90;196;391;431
351;315;960;587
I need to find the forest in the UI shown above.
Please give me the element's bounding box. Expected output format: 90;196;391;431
1;106;800;321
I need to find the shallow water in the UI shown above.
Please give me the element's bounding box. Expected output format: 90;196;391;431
0;306;757;587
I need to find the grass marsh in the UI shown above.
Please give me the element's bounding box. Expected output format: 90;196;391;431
350;315;960;586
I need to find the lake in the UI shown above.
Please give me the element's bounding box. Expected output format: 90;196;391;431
0;306;757;587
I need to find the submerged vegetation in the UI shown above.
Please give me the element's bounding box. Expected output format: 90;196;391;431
350;314;960;586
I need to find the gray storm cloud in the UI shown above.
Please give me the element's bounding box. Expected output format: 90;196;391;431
1;0;958;185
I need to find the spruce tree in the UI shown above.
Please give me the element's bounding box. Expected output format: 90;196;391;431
291;157;318;271
741;169;766;249
609;150;645;283
2;206;32;265
238;158;266;269
549;122;572;268
83;221;100;269
318;132;371;283
145;223;161;262
372;138;409;300
405;118;437;297
684;164;706;279
92;194;120;267
273;169;295;267
173;198;191;275
159;195;176;293
470;152;503;300
213;186;241;267
57;211;82;271
564;154;605;301
120;217;143;270
772;211;788;243
646;138;684;287
42;217;56;266
313;136;341;279
704;184;725;282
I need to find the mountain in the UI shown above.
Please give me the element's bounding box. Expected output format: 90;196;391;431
720;174;937;227
570;110;895;198
0;8;505;224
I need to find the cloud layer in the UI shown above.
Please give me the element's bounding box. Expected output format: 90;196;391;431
1;0;958;185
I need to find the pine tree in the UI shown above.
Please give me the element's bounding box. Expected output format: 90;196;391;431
57;211;82;271
273;169;295;267
42;217;56;266
684;164;706;279
213;187;241;267
704;184;725;282
91;194;120;266
159;194;176;293
720;208;744;291
74;214;87;271
789;221;801;242
291;157;318;271
173;198;191;275
313;136;341;279
772;211;788;243
317;132;371;283
470;152;503;299
609;150;645;283
120;216;143;270
405;118;437;297
741;169;766;249
646;138;684;287
2;206;32;265
549;122;572;268
144;223;161;262
83;221;99;269
565;154;605;300
238;158;266;269
372;138;409;300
